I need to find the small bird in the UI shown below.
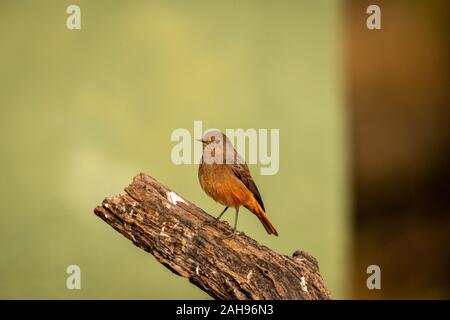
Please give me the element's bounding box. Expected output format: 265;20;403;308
198;130;278;237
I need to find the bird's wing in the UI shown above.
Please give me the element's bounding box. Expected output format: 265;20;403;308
231;162;265;212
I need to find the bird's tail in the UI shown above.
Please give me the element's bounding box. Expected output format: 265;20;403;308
245;198;279;236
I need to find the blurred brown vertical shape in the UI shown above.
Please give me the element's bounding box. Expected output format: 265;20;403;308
344;0;450;298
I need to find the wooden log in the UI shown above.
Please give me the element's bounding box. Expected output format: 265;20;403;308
93;173;331;300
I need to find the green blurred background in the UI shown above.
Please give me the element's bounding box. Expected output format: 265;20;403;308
0;1;349;298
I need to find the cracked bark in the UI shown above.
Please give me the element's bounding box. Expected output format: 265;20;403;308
93;172;332;300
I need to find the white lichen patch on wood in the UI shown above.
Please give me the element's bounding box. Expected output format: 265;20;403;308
166;191;187;205
247;270;253;282
159;226;170;238
300;276;308;292
196;264;200;275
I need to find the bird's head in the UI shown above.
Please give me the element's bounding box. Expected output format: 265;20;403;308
197;130;227;149
198;130;238;165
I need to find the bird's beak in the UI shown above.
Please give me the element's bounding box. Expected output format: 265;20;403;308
197;139;204;143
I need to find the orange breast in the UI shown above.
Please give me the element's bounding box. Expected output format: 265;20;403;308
199;163;251;207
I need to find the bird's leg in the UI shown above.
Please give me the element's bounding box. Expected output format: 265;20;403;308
222;207;239;239
202;206;228;227
215;206;229;222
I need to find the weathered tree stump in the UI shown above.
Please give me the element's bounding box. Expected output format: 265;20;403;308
93;173;331;300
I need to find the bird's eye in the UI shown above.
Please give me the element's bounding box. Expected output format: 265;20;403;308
215;140;220;144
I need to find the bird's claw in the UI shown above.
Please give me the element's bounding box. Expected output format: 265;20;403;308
221;230;238;240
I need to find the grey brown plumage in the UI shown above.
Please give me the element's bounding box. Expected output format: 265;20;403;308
198;131;278;236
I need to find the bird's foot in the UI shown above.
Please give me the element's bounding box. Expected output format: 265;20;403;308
221;230;238;240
